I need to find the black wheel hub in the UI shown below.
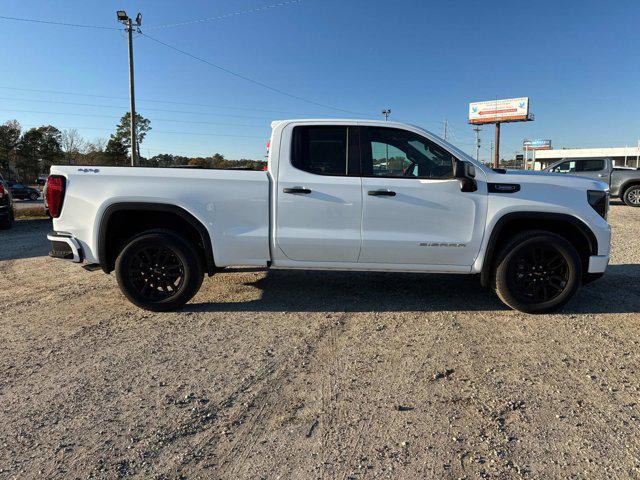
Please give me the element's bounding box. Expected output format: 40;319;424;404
128;246;185;301
509;245;569;303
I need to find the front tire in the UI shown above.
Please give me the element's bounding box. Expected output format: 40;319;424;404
115;230;204;311
622;185;640;207
493;231;581;313
30;192;39;201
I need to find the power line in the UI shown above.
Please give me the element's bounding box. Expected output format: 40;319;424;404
141;32;373;117
145;0;305;30
0;108;269;128
0;86;333;116
0;96;283;120
18;123;264;139
0;14;119;30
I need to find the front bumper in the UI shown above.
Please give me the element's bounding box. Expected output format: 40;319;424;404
47;232;83;263
588;254;609;273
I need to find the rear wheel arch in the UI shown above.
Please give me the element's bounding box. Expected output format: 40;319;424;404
97;202;216;276
480;212;598;287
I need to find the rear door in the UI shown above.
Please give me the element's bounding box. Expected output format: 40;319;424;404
275;124;362;262
359;126;487;266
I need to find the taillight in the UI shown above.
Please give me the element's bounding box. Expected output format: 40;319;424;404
46;175;66;218
0;183;4;199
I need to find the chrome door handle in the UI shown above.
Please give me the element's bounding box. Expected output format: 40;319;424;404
283;187;311;194
368;189;396;196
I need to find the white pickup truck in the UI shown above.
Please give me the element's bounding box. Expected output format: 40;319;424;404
46;119;611;313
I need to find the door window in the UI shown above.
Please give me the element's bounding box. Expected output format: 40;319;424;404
362;127;454;179
577;159;605;172
551;161;576;173
291;126;359;176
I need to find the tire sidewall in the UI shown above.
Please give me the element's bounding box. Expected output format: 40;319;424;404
115;231;203;311
495;234;581;313
623;186;640;207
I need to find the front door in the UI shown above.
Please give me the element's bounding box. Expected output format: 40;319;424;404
275;124;362;262
359;126;487;266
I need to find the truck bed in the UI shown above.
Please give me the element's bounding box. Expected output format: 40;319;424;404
50;166;271;267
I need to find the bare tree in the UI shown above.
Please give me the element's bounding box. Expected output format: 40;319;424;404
61;129;87;164
86;137;107;153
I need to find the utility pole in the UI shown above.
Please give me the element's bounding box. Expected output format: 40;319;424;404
117;11;142;166
443;119;449;141
493;123;500;168
473;126;482;161
489;141;494;166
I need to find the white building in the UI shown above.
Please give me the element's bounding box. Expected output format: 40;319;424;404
530;145;640;170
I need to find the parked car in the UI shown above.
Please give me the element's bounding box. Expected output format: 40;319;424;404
0;175;15;229
8;182;41;200
46;119;611;313
544;158;640;206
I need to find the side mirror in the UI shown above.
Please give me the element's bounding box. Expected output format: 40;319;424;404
453;159;477;192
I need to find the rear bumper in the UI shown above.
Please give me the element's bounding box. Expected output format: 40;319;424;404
588;254;609;273
47;232;83;263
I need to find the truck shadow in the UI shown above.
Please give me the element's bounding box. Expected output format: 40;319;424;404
187;264;640;314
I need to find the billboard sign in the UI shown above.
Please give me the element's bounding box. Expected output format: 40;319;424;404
523;139;552;150
469;97;530;124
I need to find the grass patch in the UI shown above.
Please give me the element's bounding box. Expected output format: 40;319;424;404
15;206;49;220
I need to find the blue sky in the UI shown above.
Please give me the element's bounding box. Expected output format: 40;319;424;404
0;0;638;161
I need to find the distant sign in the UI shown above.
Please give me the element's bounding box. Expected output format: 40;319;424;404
515;154;524;161
523;139;552;150
469;97;531;124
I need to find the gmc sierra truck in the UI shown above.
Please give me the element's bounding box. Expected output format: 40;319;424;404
544;157;640;206
46;119;611;313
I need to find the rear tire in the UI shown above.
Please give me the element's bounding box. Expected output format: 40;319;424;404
115;229;204;311
0;209;14;230
30;192;39;201
493;231;581;313
622;185;640;207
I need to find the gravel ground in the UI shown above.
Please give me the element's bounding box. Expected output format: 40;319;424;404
1;203;639;479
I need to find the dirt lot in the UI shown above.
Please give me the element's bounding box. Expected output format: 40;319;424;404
1;203;639;479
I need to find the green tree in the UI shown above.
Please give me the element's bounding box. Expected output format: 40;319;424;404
15;126;63;181
0;120;21;178
105;138;128;166
111;112;151;155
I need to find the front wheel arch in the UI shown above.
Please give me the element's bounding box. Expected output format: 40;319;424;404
480;212;598;288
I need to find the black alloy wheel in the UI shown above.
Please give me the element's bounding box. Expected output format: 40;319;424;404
127;245;185;301
507;245;569;304
115;230;204;311
494;231;581;313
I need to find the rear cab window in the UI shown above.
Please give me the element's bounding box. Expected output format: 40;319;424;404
291;126;360;176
